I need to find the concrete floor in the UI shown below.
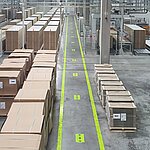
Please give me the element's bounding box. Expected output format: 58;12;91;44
0;15;150;150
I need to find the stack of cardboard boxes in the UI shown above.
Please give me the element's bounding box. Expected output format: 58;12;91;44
43;26;59;50
27;26;44;52
0;47;58;149
95;64;137;132
0;49;34;116
6;25;23;52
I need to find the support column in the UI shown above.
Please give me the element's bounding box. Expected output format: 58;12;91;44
99;0;111;64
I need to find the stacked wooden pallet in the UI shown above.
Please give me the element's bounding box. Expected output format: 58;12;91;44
95;64;137;132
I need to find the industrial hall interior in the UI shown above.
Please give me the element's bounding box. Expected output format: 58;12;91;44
0;0;150;150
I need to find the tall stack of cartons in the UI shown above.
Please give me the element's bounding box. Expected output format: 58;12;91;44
43;26;59;50
17;21;32;43
25;17;38;25
27;26;43;52
94;64;137;132
124;24;146;49
0;48;34;116
6;25;23;52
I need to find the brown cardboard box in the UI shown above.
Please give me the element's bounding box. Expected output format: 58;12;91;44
124;24;145;49
40;17;51;23
1;110;47;148
0;71;21;96
0;97;13;116
32;61;56;69
36;12;44;18
107;95;134;103
13;49;34;62
33;54;57;62
16;11;29;20
0;62;26;85
8;52;32;72
27;68;53;82
25;17;38;25
106;90;131;96
17;21;32;43
43;14;53;18
9;19;21;25
0;134;43;150
6;25;23;52
48;21;60;26
37;49;57;54
51;17;61;21
34;21;48;28
43;26;59;50
1;25;14;31
101;86;126;108
23;80;50;90
2;58;28;75
106;102;136;130
32;14;41;21
14;89;50;119
27;26;43;51
97;74;119;95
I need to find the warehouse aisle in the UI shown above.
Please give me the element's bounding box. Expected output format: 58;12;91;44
47;15;104;150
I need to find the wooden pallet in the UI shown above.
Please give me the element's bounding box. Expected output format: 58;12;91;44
109;127;136;133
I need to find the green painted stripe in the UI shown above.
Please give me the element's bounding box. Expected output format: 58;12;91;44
74;17;105;150
56;17;68;150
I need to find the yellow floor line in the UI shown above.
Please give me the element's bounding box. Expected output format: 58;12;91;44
74;16;105;150
56;17;68;150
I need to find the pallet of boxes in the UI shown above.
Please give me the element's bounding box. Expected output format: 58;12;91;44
0;49;57;149
95;64;136;132
0;49;34;117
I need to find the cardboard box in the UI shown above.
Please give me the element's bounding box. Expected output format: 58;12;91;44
40;17;51;23
101;86;126;108
0;14;5;23
48;21;60;26
34;21;48;28
6;26;23;52
43;26;59;50
36;12;44;18
17;21;32;43
51;17;61;21
8;52;32;72
1;8;11;19
33;54;57;62
23;80;50;90
2;58;28;75
106;90;131;96
14;89;50;119
106;102;136;130
107;95;134;103
27;26;43;51
1;110;48;148
9;19;21;25
97;74;119;95
1;25;14;31
0;97;13;116
32;14;41;21
37;49;57;54
124;24;145;49
0;62;26;85
25;9;30;18
25;17;38;25
0;134;43;150
0;71;21;96
16;11;29;20
13;49;34;62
